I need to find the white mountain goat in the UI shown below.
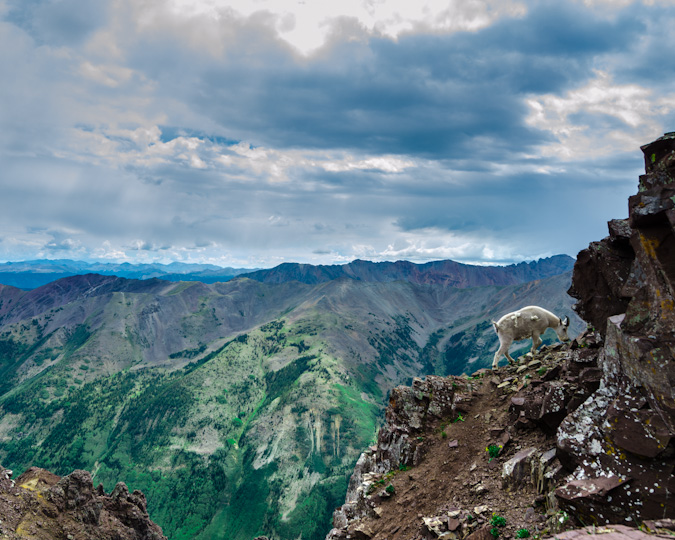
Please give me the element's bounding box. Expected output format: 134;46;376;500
491;306;570;369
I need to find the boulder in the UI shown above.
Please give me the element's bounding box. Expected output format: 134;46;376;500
502;447;537;491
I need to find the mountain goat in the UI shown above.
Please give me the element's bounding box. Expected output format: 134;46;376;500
491;306;570;369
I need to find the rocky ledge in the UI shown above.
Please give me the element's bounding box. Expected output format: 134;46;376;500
326;134;675;540
0;464;166;540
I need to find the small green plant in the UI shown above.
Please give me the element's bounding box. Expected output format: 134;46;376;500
486;444;502;461
467;514;474;522
398;464;411;471
537;367;547;376
367;478;386;494
452;414;465;423
490;514;507;527
516;528;530;538
441;431;447;438
385;484;395;494
489;514;507;537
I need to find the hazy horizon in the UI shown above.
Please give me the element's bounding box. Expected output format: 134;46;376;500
0;253;576;271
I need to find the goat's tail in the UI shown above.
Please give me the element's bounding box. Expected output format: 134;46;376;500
491;320;499;333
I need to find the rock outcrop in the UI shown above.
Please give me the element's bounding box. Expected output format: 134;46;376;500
557;132;675;525
0;464;166;540
326;133;675;540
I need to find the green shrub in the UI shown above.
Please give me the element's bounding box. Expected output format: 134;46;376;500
517;528;530;538
385;484;395;494
486;444;502;461
490;514;506;527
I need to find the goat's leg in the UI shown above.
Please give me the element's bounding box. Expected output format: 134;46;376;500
531;333;542;353
492;351;501;369
492;338;513;369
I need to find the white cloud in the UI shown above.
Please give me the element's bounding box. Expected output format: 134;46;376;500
62;124;417;183
167;0;527;54
321;155;414;173
526;70;675;160
94;241;129;261
79;61;135;87
344;225;547;265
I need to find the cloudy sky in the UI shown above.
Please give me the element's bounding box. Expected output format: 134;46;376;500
1;0;674;268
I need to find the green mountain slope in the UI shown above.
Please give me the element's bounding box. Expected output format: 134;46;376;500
0;272;581;540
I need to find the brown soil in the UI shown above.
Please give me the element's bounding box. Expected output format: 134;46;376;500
352;351;568;540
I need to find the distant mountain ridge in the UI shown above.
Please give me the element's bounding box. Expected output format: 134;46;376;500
0;255;575;290
0;259;258;289
240;254;575;286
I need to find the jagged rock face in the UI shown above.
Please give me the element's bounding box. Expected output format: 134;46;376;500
559;133;675;524
376;375;467;473
567;219;634;336
507;338;603;436
328;375;468;538
0;464;166;540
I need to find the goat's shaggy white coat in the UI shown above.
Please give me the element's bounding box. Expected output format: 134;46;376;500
491;306;570;369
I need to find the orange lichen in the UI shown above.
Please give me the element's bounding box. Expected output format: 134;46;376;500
639;233;660;259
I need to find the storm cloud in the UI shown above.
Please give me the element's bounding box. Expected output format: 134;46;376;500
1;0;674;267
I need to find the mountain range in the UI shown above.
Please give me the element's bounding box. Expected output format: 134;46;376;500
0;255;581;540
0;259;258;290
0;255;574;290
242;255;574;286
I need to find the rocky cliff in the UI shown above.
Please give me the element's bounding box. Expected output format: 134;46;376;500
557;132;675;525
326;133;675;540
0;464;166;539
